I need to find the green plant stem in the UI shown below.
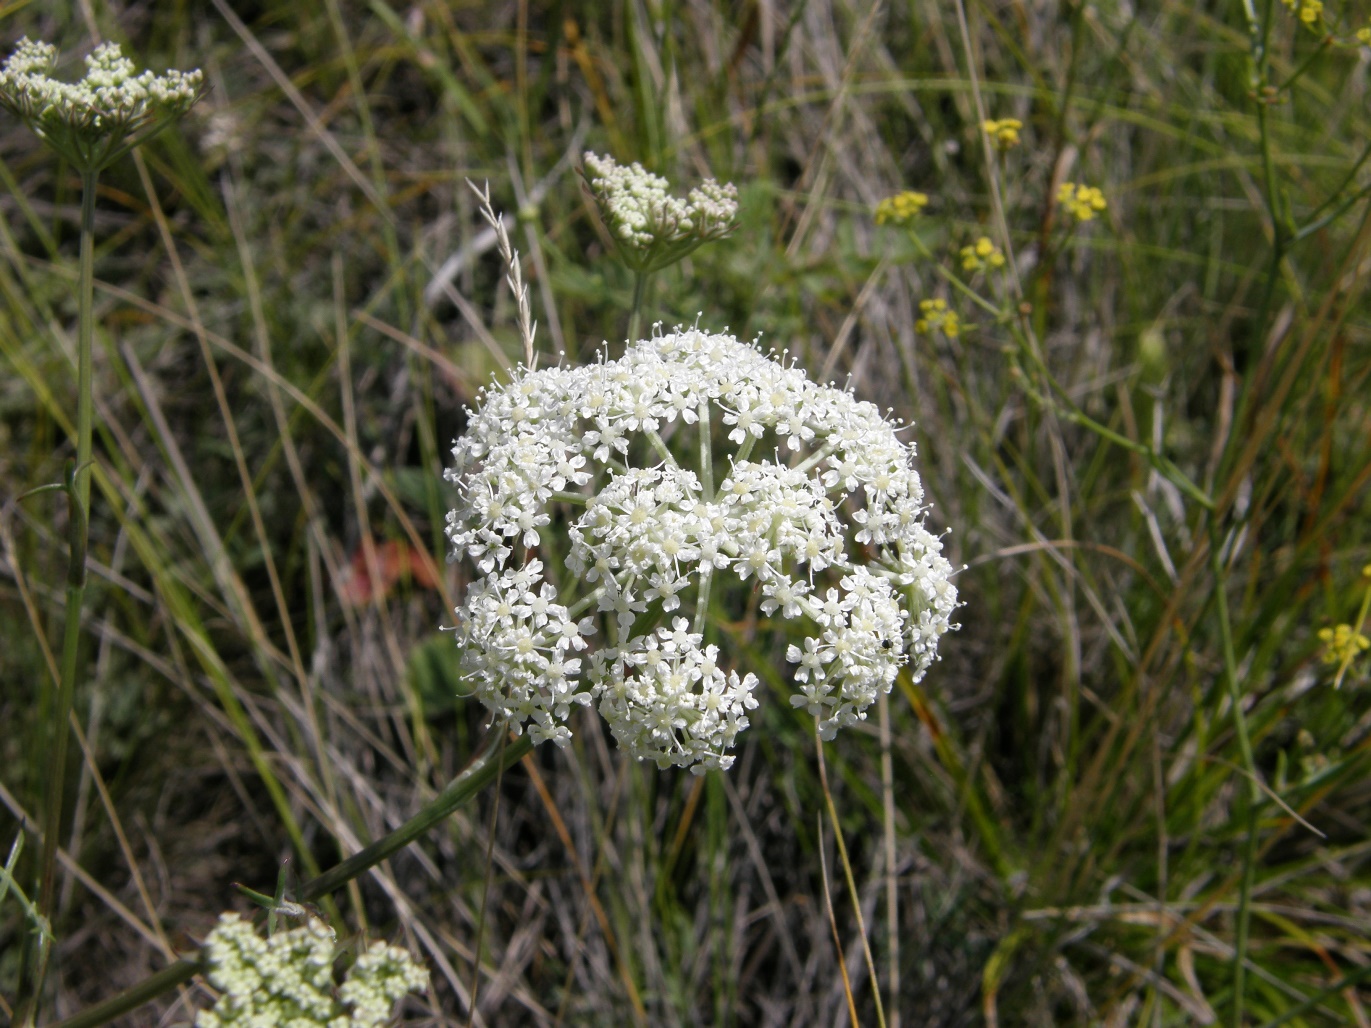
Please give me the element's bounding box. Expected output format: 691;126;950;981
30;168;99;1018
1208;520;1261;1028
1276;35;1330;94
298;730;534;901
628;269;647;344
697;397;713;498
49;958;203;1028
51;729;535;1027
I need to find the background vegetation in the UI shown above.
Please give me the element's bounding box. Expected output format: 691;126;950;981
2;0;1370;1023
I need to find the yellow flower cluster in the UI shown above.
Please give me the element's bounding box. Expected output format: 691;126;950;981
916;298;960;337
960;236;1006;272
874;191;929;226
1320;563;1371;688
982;118;1023;150
1281;0;1322;24
1319;624;1369;666
1358;25;1371;44
1057;182;1108;222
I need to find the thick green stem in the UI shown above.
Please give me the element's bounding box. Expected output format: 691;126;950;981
300;730;534;901
30;169;100;1017
49;958;202;1028
627;270;647;344
697;398;714;499
74;176;95;518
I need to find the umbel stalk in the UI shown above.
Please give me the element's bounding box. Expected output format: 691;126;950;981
27;167;99;1021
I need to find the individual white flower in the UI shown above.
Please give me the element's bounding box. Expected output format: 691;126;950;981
582;152;738;272
446;328;958;769
196;912;427;1028
0;38;202;171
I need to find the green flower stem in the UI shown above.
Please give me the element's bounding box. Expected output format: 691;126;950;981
905;227;1004;322
693;564;714;638
550;490;590;505
697;398;713;499
645;427;679;468
1276;35;1331;95
566;585;607;620
51;728;535;1027
31;168;100;1015
1332;578;1371;689
1295;139;1371;240
1293;185;1371;246
298;729;534;901
628;269;647;344
792;435;843;476
1218;0;1287;496
50;957;203;1028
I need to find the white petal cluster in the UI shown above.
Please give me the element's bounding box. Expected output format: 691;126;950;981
0;38;201;170
447;329;957;771
593;617;758;769
582;152;738;272
196;913;427;1028
336;944;432;1028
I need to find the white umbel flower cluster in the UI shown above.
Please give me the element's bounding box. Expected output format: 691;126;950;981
196;913;427;1028
0;38;201;171
446;329;957;772
582;152;738;272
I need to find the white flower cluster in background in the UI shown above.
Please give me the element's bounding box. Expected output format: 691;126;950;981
446;328;957;772
0;38;201;171
196;912;427;1028
582;152;738;272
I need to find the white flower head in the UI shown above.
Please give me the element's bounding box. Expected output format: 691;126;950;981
582;152;738;273
196;912;427;1028
447;329;957;772
0;38;202;171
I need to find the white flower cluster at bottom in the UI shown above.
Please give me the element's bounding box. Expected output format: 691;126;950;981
196;912;427;1028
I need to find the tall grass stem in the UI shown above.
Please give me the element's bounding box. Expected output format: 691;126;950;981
815;723;887;1028
1208;521;1261;1027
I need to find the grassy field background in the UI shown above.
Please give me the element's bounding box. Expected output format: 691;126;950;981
2;0;1371;1024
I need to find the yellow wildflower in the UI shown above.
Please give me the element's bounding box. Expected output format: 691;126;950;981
1358;26;1371;44
1322;563;1371;688
960;236;1006;272
1057;182;1108;222
874;191;929;226
982;118;1023;150
1319;624;1369;667
916;298;960;337
1281;0;1322;24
